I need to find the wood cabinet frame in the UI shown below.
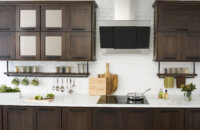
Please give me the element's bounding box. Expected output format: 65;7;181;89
41;5;66;31
0;5;16;31
16;32;40;60
41;32;66;60
16;5;41;31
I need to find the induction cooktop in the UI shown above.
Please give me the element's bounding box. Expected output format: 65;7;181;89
97;95;149;104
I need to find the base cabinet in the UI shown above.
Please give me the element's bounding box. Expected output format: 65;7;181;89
1;106;200;130
121;109;154;130
62;108;91;130
185;109;200;130
93;108;120;130
35;107;61;130
154;109;184;130
3;106;34;130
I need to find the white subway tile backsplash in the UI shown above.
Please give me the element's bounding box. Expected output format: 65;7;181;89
0;0;200;95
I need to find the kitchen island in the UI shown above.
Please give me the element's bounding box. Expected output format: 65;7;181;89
0;94;200;130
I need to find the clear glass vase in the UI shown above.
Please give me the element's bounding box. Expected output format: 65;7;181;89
184;91;192;101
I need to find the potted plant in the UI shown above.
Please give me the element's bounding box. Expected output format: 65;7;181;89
0;85;21;99
181;83;196;101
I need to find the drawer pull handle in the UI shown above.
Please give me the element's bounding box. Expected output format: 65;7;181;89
175;28;188;31
72;28;85;31
46;28;61;30
163;57;176;60
8;108;27;111
187;57;199;60
0;28;10;30
20;27;35;30
72;57;86;60
0;56;10;59
69;109;85;112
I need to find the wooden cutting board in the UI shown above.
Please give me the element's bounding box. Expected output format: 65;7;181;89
25;98;54;103
98;63;118;95
89;78;107;96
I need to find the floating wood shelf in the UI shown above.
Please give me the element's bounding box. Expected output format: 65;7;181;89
157;73;197;78
4;72;90;77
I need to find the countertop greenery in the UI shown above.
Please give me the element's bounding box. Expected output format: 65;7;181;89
0;85;21;93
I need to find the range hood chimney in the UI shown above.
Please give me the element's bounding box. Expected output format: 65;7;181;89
114;0;136;20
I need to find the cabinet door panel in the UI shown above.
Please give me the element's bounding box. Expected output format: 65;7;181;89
157;32;181;60
0;32;15;60
16;5;40;31
182;33;200;60
34;107;61;130
0;107;2;130
158;5;200;32
185;109;200;130
67;32;91;61
121;109;153;130
93;108;120;130
69;6;91;31
41;6;66;31
62;108;91;130
0;6;16;31
16;32;40;60
41;32;65;60
154;109;184;130
3;106;34;130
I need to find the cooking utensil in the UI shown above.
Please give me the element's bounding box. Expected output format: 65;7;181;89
72;79;76;87
98;63;118;95
143;88;151;94
56;79;59;91
52;79;55;91
60;79;65;92
127;88;151;101
68;78;73;94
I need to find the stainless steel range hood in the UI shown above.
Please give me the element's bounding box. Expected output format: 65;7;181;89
99;0;150;26
114;0;136;20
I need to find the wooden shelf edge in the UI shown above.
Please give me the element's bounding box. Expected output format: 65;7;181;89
4;72;90;78
157;73;197;78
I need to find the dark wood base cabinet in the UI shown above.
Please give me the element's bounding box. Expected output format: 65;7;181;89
1;107;200;130
62;108;92;130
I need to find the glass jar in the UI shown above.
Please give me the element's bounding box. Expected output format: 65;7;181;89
66;66;71;73
15;66;20;73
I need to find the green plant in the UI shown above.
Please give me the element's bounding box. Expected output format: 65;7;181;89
0;85;21;93
181;83;196;92
34;95;43;100
46;93;54;99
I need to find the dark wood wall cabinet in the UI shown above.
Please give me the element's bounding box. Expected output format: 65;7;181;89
0;1;97;61
153;1;200;61
1;106;200;130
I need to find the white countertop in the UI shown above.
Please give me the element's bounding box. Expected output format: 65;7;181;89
0;93;200;108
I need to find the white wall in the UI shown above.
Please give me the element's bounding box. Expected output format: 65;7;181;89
0;0;200;96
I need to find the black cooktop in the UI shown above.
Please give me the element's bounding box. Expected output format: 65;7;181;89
97;95;149;104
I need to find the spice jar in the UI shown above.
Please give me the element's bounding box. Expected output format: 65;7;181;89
60;66;65;73
27;66;32;73
15;66;20;73
33;66;39;73
66;66;71;73
56;66;60;73
20;66;27;73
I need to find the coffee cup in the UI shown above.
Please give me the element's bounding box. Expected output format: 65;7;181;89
11;78;19;86
31;78;39;86
21;78;29;86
